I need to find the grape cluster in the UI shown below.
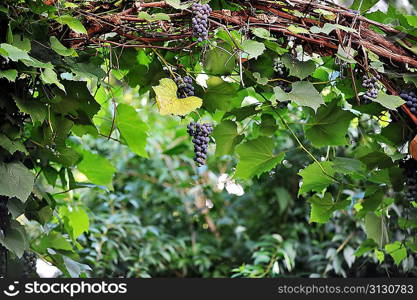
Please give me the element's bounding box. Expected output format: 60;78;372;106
400;158;417;201
191;3;212;42
400;91;417;116
174;76;195;98
361;75;379;104
273;59;286;77
273;58;292;92
21;251;38;278
187;122;213;167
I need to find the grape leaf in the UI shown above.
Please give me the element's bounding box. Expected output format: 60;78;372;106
55;15;87;34
212;120;244;157
13;95;47;124
298;161;335;195
204;43;236;75
153;78;202;116
0;162;35;202
0;43;32;61
0;133;28;155
308;193;348;224
235;137;284;179
251;28;276;41
0;221;27;258
50;36;77;57
241;40;266;59
60;206;89;240
281;54;316;80
351;0;379;12
385;241;407;266
77;151;116;189
372;93;405;110
365;213;389;247
0;69;17;81
41;68;66;91
116;103;149;158
203;77;241;112
305;100;355;147
274;81;324;111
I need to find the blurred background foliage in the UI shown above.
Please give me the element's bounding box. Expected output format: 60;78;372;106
40;81;412;278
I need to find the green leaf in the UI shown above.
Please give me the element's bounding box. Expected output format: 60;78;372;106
0;134;27;155
116;104;149;158
0;162;35;202
204;44;236;75
336;45;357;63
33;232;74;253
0;69;17;81
165;0;190;9
77;151;116;188
385;241;407;266
365;213;389;247
203;77;241;112
310;23;357;35
372;93;405;110
259;114;278;136
308;193;348;224
281;54;316;80
287;25;310;34
235;137;285;179
0;221;27;258
305;100;355;147
55;15;87;34
298;162;335;195
50;36;77;57
12;34;31;51
41;68;66;91
0;43;32;62
332;157;365;174
241;40;265;59
274;81;324;111
14;95;47;124
212;120;244;157
251;28;276;40
60;206;89;240
351;0;379;12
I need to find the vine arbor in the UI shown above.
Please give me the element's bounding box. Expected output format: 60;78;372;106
1;0;417;277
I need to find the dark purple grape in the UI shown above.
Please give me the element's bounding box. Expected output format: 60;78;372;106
361;75;380;104
400;90;417;117
400;158;417;202
191;3;212;42
187;122;213;167
175;76;195;99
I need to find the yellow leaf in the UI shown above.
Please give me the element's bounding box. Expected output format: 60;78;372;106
153;78;202;116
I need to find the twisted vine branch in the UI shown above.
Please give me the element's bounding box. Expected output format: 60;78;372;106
46;0;417;123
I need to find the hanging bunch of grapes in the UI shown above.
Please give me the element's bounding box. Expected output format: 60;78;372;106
361;75;380;104
400;158;417;201
175;76;195;98
400;91;417;116
191;3;212;42
273;58;291;93
21;251;38;278
187;122;213;167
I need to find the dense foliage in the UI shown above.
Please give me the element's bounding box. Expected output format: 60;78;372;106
1;0;417;278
